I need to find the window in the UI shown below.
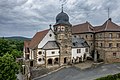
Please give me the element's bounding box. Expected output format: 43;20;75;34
99;34;102;38
58;51;60;53
96;43;98;47
109;33;112;38
117;33;120;38
109;43;112;48
91;43;92;46
26;54;29;59
73;43;76;46
61;26;65;31
74;35;76;38
49;34;52;37
52;51;55;54
86;35;87;38
65;45;68;48
26;48;30;53
38;58;42;62
77;49;81;53
116;43;120;47
38;51;42;55
58;26;61;31
113;53;117;57
100;43;103;47
30;61;33;67
85;48;88;52
91;35;92;38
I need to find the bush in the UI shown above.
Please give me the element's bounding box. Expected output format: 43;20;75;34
95;73;120;80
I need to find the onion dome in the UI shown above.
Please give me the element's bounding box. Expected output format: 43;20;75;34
55;11;71;26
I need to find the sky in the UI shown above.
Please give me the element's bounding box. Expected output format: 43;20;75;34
0;0;120;38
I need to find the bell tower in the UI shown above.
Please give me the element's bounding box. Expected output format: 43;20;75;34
53;8;72;66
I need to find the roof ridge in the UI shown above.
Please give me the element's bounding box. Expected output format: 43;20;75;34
104;20;109;30
73;22;86;27
29;29;50;49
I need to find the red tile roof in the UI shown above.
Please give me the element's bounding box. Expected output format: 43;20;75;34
24;40;31;47
29;29;50;49
94;19;120;32
72;21;94;34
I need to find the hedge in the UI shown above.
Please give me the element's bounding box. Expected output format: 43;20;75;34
95;73;120;80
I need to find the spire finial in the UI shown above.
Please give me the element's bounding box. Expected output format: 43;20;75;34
49;24;52;29
61;4;63;12
108;8;110;19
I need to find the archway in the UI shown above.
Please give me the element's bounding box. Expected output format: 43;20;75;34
48;58;52;65
83;54;86;59
54;58;59;64
64;57;67;64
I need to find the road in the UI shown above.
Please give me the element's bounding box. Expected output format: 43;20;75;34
34;63;120;80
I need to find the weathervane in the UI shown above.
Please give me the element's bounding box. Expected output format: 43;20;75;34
61;4;64;12
108;8;110;19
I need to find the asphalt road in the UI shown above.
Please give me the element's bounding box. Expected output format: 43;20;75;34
34;63;120;80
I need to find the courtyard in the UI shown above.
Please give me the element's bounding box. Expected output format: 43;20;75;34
33;63;120;80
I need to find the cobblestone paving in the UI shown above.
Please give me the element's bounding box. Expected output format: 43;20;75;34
34;63;120;80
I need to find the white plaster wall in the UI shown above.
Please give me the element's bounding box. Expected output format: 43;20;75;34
38;30;55;48
37;49;45;64
23;47;25;59
46;49;59;57
72;48;85;59
86;48;90;57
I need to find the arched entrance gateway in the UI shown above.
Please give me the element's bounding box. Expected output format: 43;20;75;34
47;58;52;65
54;58;59;64
64;57;67;64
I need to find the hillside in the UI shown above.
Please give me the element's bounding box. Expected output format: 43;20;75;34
1;36;31;40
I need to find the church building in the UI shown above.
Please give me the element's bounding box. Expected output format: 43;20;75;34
23;10;90;69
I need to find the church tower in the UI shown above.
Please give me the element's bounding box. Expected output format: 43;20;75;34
53;9;72;66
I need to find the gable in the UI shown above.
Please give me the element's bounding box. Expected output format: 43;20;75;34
29;29;50;49
38;29;56;48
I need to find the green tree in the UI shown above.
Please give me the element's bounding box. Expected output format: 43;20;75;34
0;39;10;56
0;53;19;80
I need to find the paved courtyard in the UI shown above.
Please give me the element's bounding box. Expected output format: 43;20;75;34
34;63;120;80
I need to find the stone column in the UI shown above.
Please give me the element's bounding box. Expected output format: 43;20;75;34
94;50;97;62
45;50;47;68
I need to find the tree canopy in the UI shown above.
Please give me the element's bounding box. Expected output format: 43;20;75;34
0;53;19;80
0;38;23;80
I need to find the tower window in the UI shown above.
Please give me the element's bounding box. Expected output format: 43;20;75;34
113;53;117;57
109;43;112;48
58;26;61;31
61;26;65;31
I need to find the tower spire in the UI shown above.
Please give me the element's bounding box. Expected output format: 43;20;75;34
61;4;63;12
108;8;110;19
